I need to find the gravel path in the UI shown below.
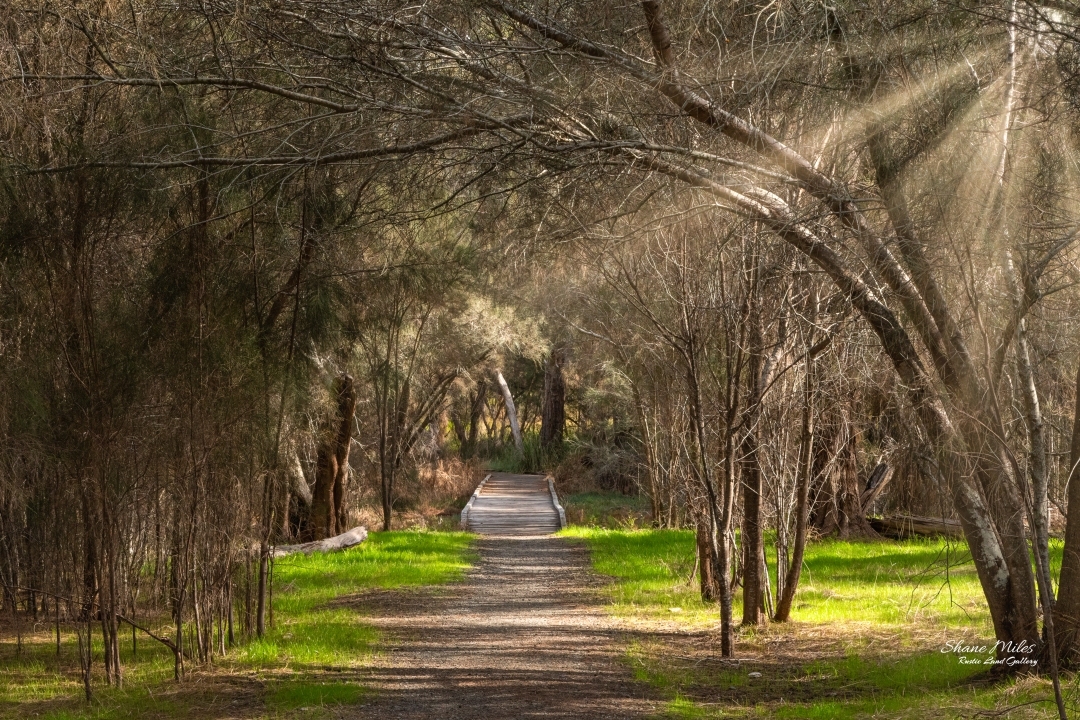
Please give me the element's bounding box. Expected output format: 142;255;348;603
347;535;658;719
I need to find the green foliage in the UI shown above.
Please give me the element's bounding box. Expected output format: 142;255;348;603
486;431;545;473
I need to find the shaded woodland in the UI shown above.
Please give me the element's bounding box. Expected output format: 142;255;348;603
2;0;1080;710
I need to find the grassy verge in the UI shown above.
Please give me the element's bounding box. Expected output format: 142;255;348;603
0;531;475;720
561;527;1072;719
562;492;652;528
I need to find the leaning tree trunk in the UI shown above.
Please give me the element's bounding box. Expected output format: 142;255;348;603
312;373;357;541
496;370;524;455
540;348;566;451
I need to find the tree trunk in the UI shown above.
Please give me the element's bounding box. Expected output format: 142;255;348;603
380;378;410;532
1054;361;1080;663
334;464;350;537
716;432;737;656
696;521;718;601
380;458;395;533
740;424;764;627
454;380;488;460
496;370;523;455
312;456;337;540
1014;313;1054;610
255;545;267;639
776;356;816;622
740;299;765;627
312;373;357;540
540;347;566;451
838;426;877;538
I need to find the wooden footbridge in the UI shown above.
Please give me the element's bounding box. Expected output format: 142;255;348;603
460;472;567;535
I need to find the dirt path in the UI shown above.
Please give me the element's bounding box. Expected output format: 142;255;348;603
346;535;658;719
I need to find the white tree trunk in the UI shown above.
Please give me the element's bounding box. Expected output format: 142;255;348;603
496;370;524;455
290;450;312;506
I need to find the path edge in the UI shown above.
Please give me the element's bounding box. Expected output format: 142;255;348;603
460;473;491;530
547;476;567;529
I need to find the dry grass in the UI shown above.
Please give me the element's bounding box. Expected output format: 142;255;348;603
350;457;484;531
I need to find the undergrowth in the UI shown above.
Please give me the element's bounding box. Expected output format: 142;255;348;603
486;432;545;474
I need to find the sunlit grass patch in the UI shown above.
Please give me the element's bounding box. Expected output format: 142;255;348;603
229;530;474;670
563;491;652;528
565;527;1070;719
560;527;1016;633
560;527;716;626
0;630;178;712
266;678;364;710
0;656;72;704
234;608;378;668
657;694;720;719
804;648;977;692
272;530;476;609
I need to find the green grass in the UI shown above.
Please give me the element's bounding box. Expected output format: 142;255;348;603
561;527;1071;719
487;432;545;474
0;531;475;720
266;678;364;710
560;527;1005;630
563;491;651;528
241;531;474;668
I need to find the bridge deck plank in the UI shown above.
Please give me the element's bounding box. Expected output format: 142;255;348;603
463;472;562;536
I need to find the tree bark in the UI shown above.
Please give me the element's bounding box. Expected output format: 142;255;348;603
540;347;566;451
465;380;487;459
380;378;410;532
1054;361;1080;663
775;354;816;622
740;417;764;627
717;426;738;655
696;520;719;601
255;546;267;639
740;276;773;628
312;373;357;540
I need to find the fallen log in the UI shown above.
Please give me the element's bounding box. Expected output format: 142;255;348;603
273;526;368;557
868;514;963;539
